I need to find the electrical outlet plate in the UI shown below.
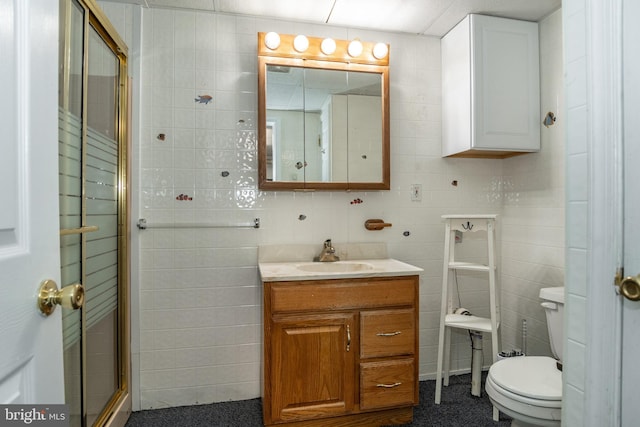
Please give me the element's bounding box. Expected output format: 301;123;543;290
410;184;422;201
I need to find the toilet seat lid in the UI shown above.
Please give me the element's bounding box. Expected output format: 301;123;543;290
489;356;562;400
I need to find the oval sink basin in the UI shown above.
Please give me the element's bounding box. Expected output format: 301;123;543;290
295;262;375;273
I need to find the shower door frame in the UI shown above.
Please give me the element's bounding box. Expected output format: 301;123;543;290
59;0;131;425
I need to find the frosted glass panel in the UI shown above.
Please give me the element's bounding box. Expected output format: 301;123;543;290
60;233;81;349
85;127;118;329
59;109;83;349
59;109;83;231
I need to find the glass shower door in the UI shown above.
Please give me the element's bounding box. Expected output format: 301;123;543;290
58;0;129;425
84;23;122;427
58;1;86;425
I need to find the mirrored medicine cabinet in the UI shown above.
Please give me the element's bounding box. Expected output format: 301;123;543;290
258;32;390;190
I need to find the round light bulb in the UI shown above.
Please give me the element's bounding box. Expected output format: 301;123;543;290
321;38;337;55
373;42;389;59
293;34;309;53
264;32;280;50
347;39;363;58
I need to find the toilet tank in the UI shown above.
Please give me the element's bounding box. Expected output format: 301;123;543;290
539;287;565;362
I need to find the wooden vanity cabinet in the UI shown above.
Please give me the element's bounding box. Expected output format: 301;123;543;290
263;275;419;426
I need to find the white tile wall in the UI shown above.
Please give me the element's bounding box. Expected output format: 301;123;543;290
100;2;565;410
562;0;588;425
500;9;565;358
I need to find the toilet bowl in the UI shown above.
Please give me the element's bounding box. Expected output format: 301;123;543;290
485;356;561;426
486;287;565;427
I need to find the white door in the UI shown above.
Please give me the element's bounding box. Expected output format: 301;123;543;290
621;0;640;422
0;0;65;404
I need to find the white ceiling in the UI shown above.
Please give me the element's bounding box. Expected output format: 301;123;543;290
108;0;561;37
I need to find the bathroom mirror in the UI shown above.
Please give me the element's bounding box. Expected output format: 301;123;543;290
258;33;390;190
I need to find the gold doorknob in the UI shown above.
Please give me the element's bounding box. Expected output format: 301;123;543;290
38;279;84;316
618;275;640;301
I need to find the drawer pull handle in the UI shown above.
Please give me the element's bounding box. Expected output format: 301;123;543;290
376;331;401;337
346;324;351;352
376;382;402;388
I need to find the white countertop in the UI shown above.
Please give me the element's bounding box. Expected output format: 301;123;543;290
259;258;423;282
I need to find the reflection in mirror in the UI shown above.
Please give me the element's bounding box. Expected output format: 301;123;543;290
265;65;304;182
266;67;384;183
258;33;390;190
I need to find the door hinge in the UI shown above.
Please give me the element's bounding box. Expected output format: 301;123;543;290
615;267;624;291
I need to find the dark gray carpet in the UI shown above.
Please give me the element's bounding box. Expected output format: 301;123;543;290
125;374;511;426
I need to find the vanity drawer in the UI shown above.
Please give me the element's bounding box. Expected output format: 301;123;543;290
360;309;415;358
360;358;416;410
268;276;417;313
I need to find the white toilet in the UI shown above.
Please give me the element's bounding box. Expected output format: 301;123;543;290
485;287;564;427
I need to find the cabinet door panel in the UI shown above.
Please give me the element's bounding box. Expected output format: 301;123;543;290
270;313;356;422
361;309;415;358
360;359;416;410
473;15;539;150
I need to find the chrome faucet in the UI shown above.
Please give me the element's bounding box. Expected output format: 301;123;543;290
314;239;340;262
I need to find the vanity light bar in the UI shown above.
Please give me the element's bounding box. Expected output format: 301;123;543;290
258;32;390;66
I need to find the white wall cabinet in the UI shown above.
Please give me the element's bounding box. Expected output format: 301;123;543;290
442;14;540;158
